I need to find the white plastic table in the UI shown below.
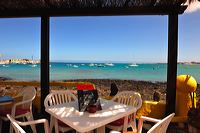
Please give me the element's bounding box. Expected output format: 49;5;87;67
45;99;136;133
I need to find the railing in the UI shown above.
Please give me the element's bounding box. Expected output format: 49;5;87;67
0;81;95;112
0;81;94;88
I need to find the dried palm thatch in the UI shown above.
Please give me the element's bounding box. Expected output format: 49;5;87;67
0;0;187;11
188;0;200;3
0;0;189;17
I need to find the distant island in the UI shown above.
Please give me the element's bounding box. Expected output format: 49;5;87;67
0;59;40;65
178;62;200;65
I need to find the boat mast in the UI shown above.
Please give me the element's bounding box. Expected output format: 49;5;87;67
31;55;34;64
0;54;2;61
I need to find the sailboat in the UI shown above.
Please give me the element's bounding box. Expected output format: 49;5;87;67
128;55;138;67
30;55;37;67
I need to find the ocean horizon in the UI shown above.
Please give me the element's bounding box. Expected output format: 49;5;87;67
0;62;200;82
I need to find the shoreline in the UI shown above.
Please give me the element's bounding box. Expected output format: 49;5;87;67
0;76;12;81
1;77;199;101
65;79;167;100
0;77;167;100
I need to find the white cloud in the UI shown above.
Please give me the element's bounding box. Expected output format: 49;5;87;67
185;1;200;13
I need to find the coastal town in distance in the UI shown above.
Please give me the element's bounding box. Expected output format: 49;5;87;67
0;58;200;65
0;58;40;65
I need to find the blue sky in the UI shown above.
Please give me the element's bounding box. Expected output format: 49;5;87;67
0;10;200;63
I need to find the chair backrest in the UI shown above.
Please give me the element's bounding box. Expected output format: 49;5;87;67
147;113;175;133
22;87;36;101
21;87;36;108
7;114;26;133
112;91;142;110
44;90;77;108
7;114;50;133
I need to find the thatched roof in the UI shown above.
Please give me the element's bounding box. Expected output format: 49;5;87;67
0;0;187;17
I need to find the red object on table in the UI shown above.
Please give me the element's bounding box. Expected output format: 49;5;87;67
77;84;95;90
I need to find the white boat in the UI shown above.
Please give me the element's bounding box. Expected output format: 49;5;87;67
105;63;114;66
129;63;138;67
89;63;94;67
97;64;105;67
66;64;72;67
73;65;79;68
30;64;37;67
2;65;9;67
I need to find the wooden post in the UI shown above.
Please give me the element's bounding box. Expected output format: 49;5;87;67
41;16;50;114
166;13;178;115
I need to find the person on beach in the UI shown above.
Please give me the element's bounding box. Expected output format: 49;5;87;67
110;83;119;96
153;91;161;102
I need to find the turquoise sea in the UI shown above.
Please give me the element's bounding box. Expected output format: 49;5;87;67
0;63;200;82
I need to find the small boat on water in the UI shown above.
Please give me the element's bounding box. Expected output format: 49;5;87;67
2;65;9;67
97;64;105;67
66;64;72;67
73;65;79;68
30;64;37;67
129;63;138;67
89;63;94;67
105;63;114;66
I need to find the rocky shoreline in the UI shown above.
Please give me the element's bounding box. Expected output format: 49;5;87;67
0;77;12;81
1;77;199;101
64;79;167;100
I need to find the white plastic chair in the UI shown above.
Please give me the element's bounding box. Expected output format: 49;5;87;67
106;91;142;132
7;114;49;133
0;87;36;133
44;90;77;133
138;113;175;133
110;113;175;133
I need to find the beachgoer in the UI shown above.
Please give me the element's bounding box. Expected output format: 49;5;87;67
153;91;161;102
